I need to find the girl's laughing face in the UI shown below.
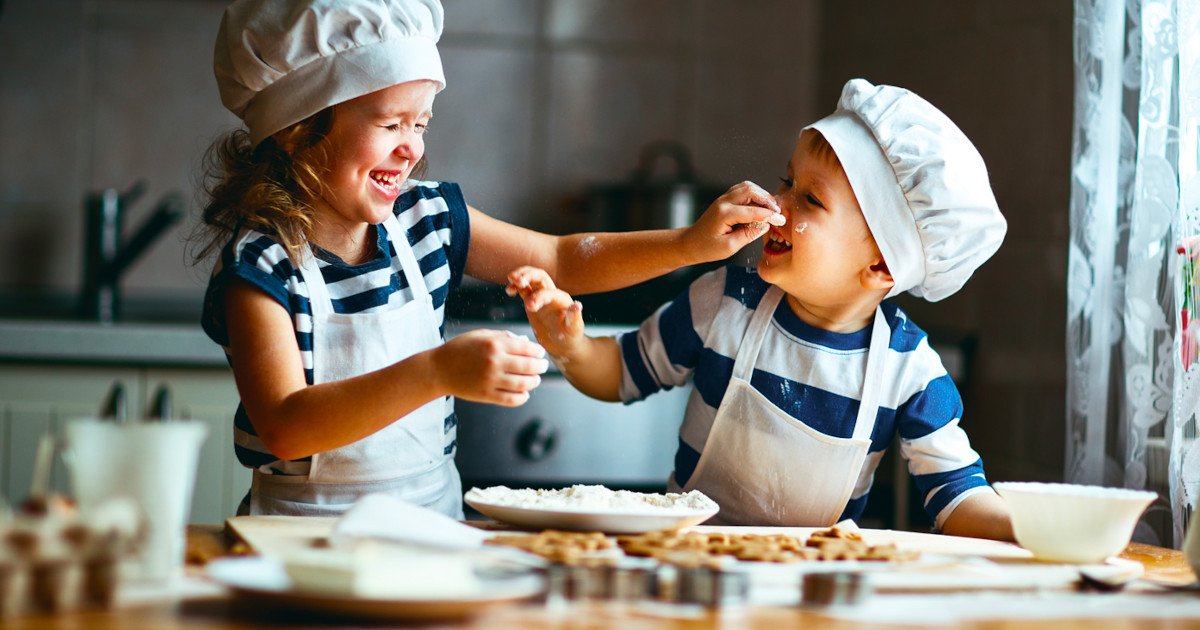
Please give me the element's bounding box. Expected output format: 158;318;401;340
312;80;437;230
758;130;888;324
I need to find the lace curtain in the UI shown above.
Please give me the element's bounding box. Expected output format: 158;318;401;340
1067;0;1199;548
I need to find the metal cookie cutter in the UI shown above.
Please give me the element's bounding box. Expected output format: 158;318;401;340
671;565;750;608
546;558;657;601
801;571;871;607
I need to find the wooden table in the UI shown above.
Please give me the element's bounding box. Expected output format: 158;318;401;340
5;525;1200;629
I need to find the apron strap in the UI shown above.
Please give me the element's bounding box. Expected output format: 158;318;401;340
851;305;889;443
300;247;332;318
731;287;887;443
731;286;785;381
298;212;431;315
381;212;432;303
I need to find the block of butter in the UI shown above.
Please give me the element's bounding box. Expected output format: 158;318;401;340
283;540;481;599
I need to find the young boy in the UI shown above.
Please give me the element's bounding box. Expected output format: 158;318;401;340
507;79;1013;540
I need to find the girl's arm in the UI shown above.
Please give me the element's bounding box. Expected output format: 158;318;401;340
507;266;623;401
465;182;783;294
223;279;548;460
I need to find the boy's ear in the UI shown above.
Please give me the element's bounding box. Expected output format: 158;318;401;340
862;256;895;291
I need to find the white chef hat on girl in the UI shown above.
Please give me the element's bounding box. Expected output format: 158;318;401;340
807;78;1006;302
214;0;445;147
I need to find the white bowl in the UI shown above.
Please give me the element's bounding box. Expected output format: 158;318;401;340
993;482;1156;564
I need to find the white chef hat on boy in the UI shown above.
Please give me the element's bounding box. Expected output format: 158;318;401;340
214;0;445;147
807;79;1006;302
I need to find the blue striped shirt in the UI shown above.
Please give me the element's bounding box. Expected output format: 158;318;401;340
617;265;992;529
201;181;470;475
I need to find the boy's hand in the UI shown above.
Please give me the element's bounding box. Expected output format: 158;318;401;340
506;266;586;359
434;329;549;406
684;181;785;262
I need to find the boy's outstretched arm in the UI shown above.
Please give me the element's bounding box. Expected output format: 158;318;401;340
507;266;623;402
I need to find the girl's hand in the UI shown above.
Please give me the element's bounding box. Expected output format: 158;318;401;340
683;181;785;262
506;266;586;359
433;329;549;406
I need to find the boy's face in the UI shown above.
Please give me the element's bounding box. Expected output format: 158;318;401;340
311;80;437;229
757;130;887;322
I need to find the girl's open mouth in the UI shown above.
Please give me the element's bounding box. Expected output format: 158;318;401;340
369;168;405;198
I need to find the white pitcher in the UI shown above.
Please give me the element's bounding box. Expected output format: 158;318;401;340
63;419;208;583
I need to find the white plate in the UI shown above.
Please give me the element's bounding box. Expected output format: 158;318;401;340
465;495;719;534
206;556;543;622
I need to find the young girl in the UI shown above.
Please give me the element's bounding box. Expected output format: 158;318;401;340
194;0;784;518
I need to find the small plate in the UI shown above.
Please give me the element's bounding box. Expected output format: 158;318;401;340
207;556;543;622
465;492;719;534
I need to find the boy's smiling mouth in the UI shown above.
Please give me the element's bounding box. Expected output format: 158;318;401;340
764;230;792;254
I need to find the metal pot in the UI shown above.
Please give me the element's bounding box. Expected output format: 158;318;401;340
583;140;728;232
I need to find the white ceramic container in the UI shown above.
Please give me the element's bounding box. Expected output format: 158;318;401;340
993;481;1156;564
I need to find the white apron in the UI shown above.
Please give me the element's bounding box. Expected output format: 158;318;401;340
249;214;462;519
678;286;889;526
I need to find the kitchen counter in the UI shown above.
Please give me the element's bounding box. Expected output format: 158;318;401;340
8;524;1200;629
0;319;226;367
0;318;547;368
0;318;629;370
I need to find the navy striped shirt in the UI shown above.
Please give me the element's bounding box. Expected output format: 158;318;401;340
201;181;470;475
617;265;992;529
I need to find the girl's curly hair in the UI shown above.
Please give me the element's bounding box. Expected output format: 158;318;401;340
189;107;428;269
191;109;332;268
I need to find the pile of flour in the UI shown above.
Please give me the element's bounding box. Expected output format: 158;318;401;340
468;484;716;514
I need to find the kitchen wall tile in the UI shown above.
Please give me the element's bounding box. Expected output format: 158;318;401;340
689;56;819;194
909;25;1071;245
543;51;683;235
0;0;88;293
971;382;1067;482
442;0;539;38
547;0;687;47
1021;385;1069;478
434;46;538;226
695;0;815;57
821;0;1067;54
978;242;1069;351
823;2;979;50
89;1;233;295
